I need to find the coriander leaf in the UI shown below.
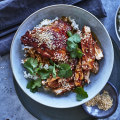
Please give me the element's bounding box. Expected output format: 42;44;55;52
67;41;78;52
66;31;82;59
49;59;54;65
24;57;38;75
34;63;43;74
58;69;72;78
26;78;42;93
27;57;38;68
31;59;38;68
49;66;54;72
38;68;50;79
58;63;72;78
24;65;34;74
70;51;77;58
49;64;56;78
74;87;88;101
67;31;73;37
27;80;34;89
70;49;82;59
55;64;61;69
77;49;83;58
59;63;71;70
39;63;43;68
68;34;81;43
34;67;40;73
57;70;66;78
30;88;38;93
26;80;38;93
31;78;42;89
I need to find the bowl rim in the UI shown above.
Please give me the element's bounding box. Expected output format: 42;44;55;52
115;5;120;41
10;4;114;108
82;82;119;119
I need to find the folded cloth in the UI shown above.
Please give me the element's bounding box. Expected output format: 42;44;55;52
0;0;106;56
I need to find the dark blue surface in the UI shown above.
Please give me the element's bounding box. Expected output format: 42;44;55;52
0;0;106;55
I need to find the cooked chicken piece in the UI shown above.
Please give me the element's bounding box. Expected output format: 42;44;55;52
68;58;78;70
53;80;74;95
81;26;95;71
51;49;69;62
21;19;72;62
83;70;90;84
46;77;60;89
53;87;67;95
74;59;84;87
95;44;103;60
91;61;99;74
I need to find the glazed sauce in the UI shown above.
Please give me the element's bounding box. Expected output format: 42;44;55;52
92;31;101;47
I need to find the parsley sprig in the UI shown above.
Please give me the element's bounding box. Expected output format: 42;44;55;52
67;31;82;58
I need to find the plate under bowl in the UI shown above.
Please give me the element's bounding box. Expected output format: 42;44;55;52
82;82;118;119
10;4;114;108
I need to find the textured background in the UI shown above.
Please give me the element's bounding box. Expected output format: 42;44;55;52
0;0;120;120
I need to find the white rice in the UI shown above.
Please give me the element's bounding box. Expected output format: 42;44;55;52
43;64;49;69
35;17;58;28
35;17;79;30
68;17;79;30
22;46;33;50
21;59;24;64
23;71;38;80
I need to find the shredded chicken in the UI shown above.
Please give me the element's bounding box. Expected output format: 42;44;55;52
91;61;99;74
74;59;84;87
83;70;90;84
95;44;103;60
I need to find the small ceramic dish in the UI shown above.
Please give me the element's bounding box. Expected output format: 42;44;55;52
82;82;118;119
115;5;120;41
10;4;114;108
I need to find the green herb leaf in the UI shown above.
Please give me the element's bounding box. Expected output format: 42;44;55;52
49;59;54;65
70;51;77;58
49;64;56;78
31;78;42;89
58;63;72;78
67;41;78;52
66;31;82;59
77;48;83;58
68;34;81;43
38;68;50;79
74;87;88;101
27;80;34;89
67;31;73;37
24;57;38;75
26;78;42;93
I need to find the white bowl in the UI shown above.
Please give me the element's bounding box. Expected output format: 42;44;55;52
10;4;114;108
